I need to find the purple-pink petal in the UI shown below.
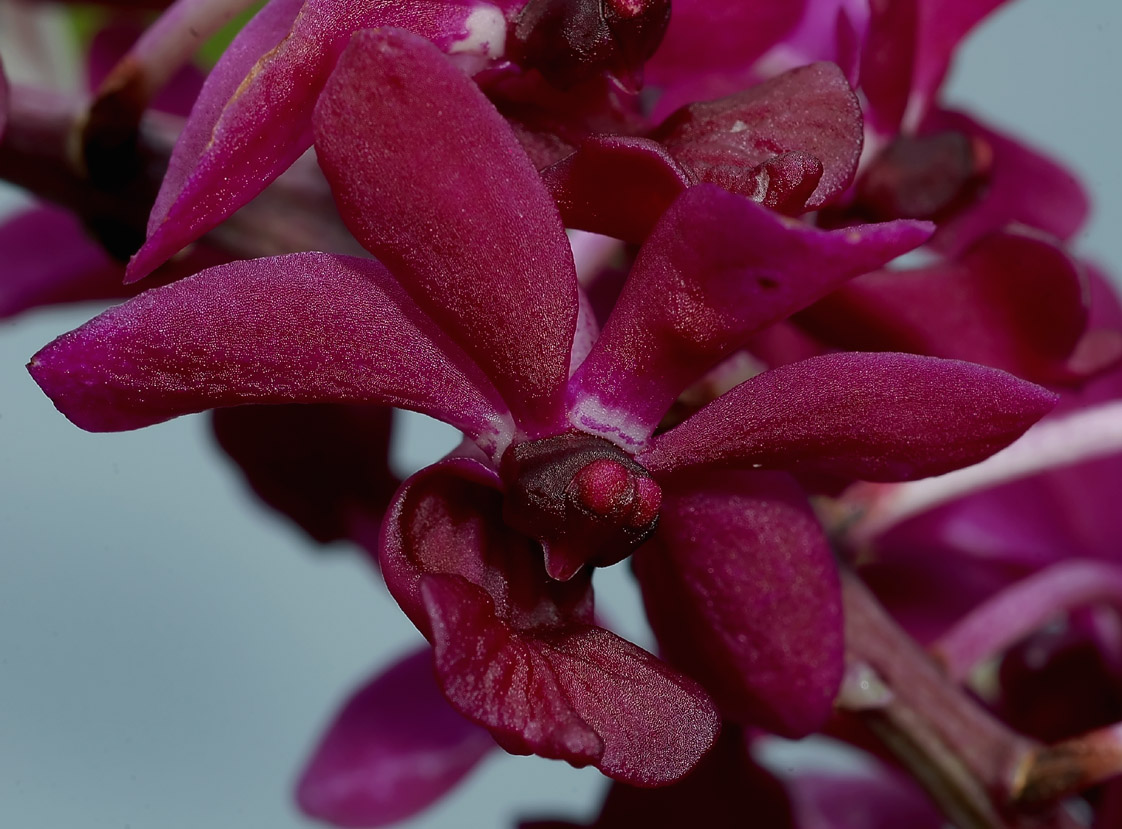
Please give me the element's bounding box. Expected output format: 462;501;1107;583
646;0;808;116
639;352;1058;482
922;108;1090;256
634;471;844;736
379;459;720;785
797;229;1097;385
653;62;863;211
296;646;495;828
29;253;511;446
567;185;931;447
314;28;578;435
128;0;304;279
129;0;507;280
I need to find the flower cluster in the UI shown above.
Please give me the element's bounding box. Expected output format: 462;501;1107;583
2;0;1121;827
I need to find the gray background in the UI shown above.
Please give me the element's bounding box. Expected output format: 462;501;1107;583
1;1;1119;826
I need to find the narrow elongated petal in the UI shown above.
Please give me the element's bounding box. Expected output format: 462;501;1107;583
296;646;495;828
634;471;843;736
212;404;400;545
568;185;931;447
315;28;578;434
640;353;1057;482
127;0;304;279
30;253;511;448
129;0;507;279
798;230;1095;385
654;62;863;210
380;459;720;785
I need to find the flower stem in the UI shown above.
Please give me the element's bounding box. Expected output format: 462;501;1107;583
841;569;1056;828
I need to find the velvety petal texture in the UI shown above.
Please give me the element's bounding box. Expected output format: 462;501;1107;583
379;459;720;785
653;62;862;210
129;0;507;279
639;353;1057;482
296;646;496;828
634;471;844;736
212;404;400;545
568;185;931;447
315;28;577;435
797;230;1097;385
30;253;511;447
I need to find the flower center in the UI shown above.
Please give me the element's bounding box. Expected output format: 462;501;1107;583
500;433;662;580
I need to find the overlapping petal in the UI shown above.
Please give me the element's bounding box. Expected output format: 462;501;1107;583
639;353;1057;482
29;253;511;446
296;646;495;828
923;109;1090;256
379;458;721;785
212;404;400;545
568;185;931;446
653;62;862;211
129;0;508;280
315;28;578;435
797;230;1102;385
634;471;844;736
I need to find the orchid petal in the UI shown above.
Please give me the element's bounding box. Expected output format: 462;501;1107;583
129;0;507;280
296;646;495;828
379;459;720;785
212;404;400;545
634;471;844;736
541;136;692;243
654;62;863;210
858;0;917;135
568;185;931;447
640;352;1057;482
0;203;223;320
798;229;1094;385
924;109;1090;256
30;253;511;449
646;0;808;116
789;766;945;829
315;28;578;435
127;0;303;279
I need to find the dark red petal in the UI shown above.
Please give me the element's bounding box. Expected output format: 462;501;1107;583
635;471;844;736
315;28;578;435
212;404;400;545
654;62;863;210
568;185;931;447
640;352;1057;482
422;574;720;785
296;646;495;828
379;459;719;785
30;253;511;447
540;136;692;243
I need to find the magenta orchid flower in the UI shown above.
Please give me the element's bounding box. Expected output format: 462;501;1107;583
29;28;1056;786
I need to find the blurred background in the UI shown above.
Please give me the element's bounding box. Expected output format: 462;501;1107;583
1;1;1120;826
